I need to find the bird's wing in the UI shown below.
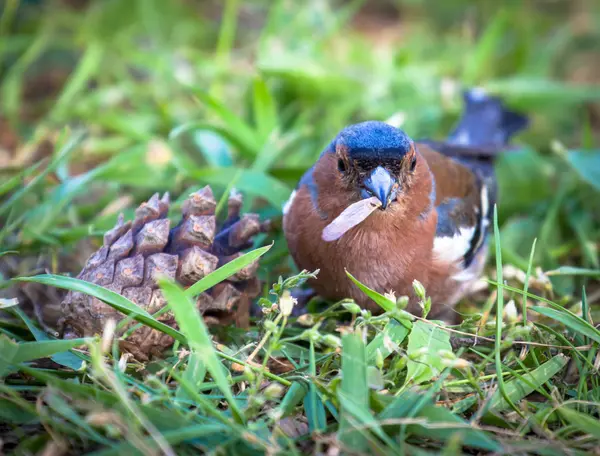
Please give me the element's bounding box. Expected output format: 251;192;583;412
417;143;492;270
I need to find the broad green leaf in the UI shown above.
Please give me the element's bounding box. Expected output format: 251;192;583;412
488;355;569;412
159;279;245;424
566;150;600;192
530;306;600;344
338;328;369;451
366;319;409;363
258;55;361;96
170;122;255;158
498;215;540;270
405;320;451;385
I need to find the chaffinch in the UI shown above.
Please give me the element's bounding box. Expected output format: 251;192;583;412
282;89;529;320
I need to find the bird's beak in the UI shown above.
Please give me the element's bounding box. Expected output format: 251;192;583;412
362;166;398;209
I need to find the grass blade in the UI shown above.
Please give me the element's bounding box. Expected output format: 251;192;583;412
304;340;326;433
492;204;522;416
159;278;245;424
252;77;278;141
558;405;600;440
13;338;90;363
175;351;206;401
406;404;502;452
338;327;370;451
488;354;569;412
190;89;260;156
185;244;271;297
276;382;308;419
0;335;19;376
14;274;184;342
522;238;537;326
0;130;85;218
529;306;600;344
545;267;600;277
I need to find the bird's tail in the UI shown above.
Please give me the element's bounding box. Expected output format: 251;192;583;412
447;88;529;150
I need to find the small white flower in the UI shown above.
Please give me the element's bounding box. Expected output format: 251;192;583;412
279;290;297;317
384;290;396;303
383;334;396;353
504;299;518;322
263;383;284;399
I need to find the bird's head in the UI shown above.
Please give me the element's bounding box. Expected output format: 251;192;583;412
331;121;417;209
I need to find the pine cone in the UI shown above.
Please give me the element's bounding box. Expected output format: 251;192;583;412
59;186;270;360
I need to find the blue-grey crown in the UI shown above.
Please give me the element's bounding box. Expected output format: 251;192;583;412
332;121;413;161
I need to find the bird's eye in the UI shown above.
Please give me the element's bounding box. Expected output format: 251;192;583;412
410;156;417;172
338;158;346;173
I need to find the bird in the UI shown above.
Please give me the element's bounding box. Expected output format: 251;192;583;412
282;88;529;321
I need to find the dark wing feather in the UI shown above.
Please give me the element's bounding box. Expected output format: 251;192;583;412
416;143;490;268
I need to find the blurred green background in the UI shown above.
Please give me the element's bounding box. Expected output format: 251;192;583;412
1;0;600;301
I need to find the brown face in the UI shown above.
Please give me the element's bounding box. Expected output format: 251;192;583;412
335;142;418;209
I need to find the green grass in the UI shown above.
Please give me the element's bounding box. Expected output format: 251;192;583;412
1;0;600;454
